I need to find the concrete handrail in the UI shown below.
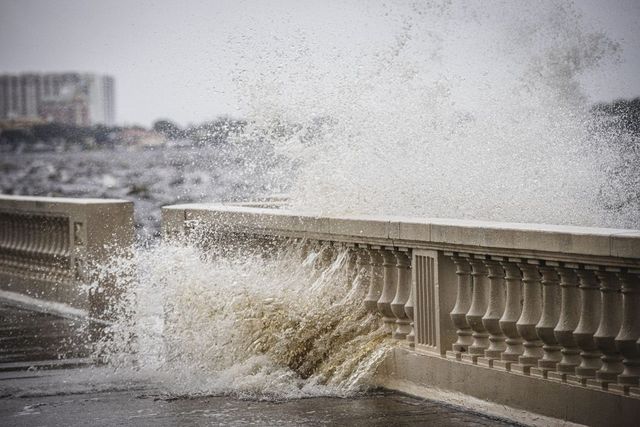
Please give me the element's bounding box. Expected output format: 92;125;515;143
162;203;640;266
0;195;134;319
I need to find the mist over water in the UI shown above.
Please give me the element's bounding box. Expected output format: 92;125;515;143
229;1;639;228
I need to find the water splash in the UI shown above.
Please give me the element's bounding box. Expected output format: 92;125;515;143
92;240;392;400
228;1;638;228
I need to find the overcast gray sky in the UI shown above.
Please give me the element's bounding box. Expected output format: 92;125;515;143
1;0;638;127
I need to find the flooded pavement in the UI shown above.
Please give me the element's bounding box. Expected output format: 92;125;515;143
1;374;518;426
0;301;91;366
0;301;519;426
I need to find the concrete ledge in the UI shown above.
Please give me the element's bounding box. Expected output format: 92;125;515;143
377;347;640;427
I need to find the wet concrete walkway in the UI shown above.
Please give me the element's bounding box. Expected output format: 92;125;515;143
0;301;519;426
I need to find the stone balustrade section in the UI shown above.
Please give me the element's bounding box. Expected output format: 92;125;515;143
0;195;134;318
162;203;640;402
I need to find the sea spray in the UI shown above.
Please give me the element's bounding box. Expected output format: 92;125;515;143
91;239;393;399
226;1;638;228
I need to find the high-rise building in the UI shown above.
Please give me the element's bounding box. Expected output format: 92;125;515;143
0;72;115;126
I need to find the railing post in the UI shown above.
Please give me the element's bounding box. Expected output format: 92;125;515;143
590;270;624;389
549;265;582;382
478;258;506;367
414;250;457;356
494;260;524;372
377;248;398;335
447;254;473;360
569;269;603;385
612;272;640;389
512;262;543;375
391;248;412;340
462;256;490;364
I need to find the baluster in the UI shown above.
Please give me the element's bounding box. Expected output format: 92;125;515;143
24;216;33;255
356;246;372;307
364;246;384;313
447;255;473;360
9;214;19;270
391;249;411;340
461;257;490;364
405;256;415;346
547;265;581;382
299;239;313;265
612;272;640;391
494;261;524;371
51;218;63;267
344;243;357;286
0;213;6;251
478;258;506;367
377;248;398;334
25;216;36;275
569;269;603;385
17;214;27;254
589;270;623;390
512;262;543;375
532;265;562;378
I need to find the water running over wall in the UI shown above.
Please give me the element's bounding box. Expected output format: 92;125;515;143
93;240;391;399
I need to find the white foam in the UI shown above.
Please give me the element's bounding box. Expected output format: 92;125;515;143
93;241;393;400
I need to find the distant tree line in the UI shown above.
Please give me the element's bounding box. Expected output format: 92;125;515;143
152;117;247;145
0;116;247;149
0;122;131;146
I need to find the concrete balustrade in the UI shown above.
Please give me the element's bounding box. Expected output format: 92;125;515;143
162;203;640;426
0;195;133;319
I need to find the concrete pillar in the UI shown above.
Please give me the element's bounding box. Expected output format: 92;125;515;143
449;255;473;358
533;266;562;378
494;261;524;371
364;246;384;313
391;249;411;340
462;257;490;364
357;247;373;311
404;260;415;346
614;272;640;386
549;266;582;382
513;262;543;375
591;270;624;388
478;258;506;367
570;269;603;385
377;248;398;335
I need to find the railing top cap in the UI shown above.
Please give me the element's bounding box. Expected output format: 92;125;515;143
163;203;640;262
164;203;639;237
